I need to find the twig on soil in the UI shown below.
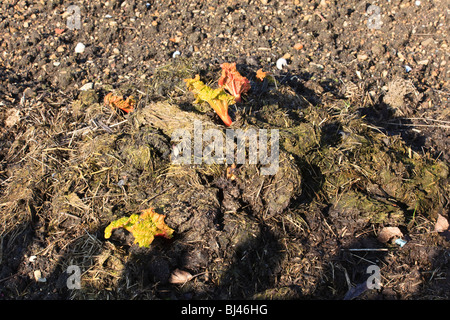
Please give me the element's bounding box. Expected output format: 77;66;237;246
0;273;17;284
43;147;76;152
60;211;81;220
109;119;128;128
66;126;94;136
387;122;450;129
180;271;208;288
92;119;113;133
0;236;3;264
341;248;389;252
402;118;450;124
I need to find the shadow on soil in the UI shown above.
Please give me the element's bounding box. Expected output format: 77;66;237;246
358;102;427;156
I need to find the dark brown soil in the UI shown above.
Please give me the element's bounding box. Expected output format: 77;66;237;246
0;0;449;301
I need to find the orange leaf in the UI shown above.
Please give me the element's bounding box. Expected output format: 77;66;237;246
104;92;135;113
256;69;267;81
218;63;250;103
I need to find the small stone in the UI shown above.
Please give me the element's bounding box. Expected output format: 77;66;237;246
79;82;94;91
24;87;35;98
75;42;85;54
5;108;20;127
293;43;304;50
371;44;385;56
246;56;258;66
34;270;47;283
56;45;65;53
357;54;368;61
310;62;324;70
417;59;429;65
113;48;120;55
421;38;434;47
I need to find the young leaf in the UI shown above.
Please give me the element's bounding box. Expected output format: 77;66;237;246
184;74;205;94
218;62;250;103
184;75;235;126
104;208;174;248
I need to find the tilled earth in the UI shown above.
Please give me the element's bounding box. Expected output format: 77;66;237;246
0;0;449;300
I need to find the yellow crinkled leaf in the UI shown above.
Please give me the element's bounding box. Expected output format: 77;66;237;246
104;208;174;248
184;75;235;126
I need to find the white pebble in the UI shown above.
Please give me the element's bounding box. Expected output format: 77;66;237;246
75;42;85;54
34;270;47;283
80;82;94;91
172;51;181;58
276;58;287;70
415;0;421;6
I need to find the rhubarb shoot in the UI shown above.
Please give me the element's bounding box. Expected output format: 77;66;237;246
184;75;235;126
218;63;250;103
